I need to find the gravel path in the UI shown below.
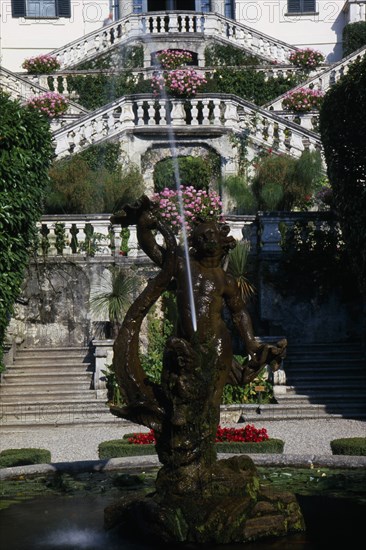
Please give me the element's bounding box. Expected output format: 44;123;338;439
0;418;365;463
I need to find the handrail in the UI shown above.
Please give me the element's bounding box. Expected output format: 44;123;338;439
48;12;298;69
52;93;322;160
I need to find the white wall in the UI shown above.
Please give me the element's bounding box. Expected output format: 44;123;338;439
0;0;352;71
0;0;110;71
235;1;347;61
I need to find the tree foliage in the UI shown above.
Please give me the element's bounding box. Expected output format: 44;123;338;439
319;57;366;296
251;150;323;211
46;150;145;214
0;92;53;366
342;22;366;57
153;155;215;192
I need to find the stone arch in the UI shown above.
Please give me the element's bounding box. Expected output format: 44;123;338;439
140;142;222;193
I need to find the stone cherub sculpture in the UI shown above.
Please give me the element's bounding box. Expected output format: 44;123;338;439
107;195;302;544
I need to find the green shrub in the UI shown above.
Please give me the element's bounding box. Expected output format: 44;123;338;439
153;156;213;192
98;438;284;459
46;154;144;214
251;150;323;211
0;92;53;368
222;175;258;214
0;448;51;468
203;68;301;106
330;438;366;456
342;22;366;56
204;44;261;66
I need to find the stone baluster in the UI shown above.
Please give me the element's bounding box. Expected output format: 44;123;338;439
119;101;135;127
224;101;239;128
169;13;179;32
127;225;139;257
201;99;210;126
190;99;199;125
212;99;221;125
63;222;73;255
187;15;196;33
151;16;159;34
91;220;112;256
170;100;186;126
47;222;58;256
159;100;167;126
267;119;274;144
136;100;145;126
148;100;156;126
107;110;116;131
111;224;122;256
75;222;86;254
258;216;282;253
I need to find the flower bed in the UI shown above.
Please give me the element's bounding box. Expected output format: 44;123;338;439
98;425;284;458
282;87;324;113
22;54;60;74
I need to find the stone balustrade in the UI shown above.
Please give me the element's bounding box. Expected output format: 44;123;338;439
27;65;305;100
36;212;336;259
49;12;297;70
0;65;87;115
265;45;366;111
52;93;321;160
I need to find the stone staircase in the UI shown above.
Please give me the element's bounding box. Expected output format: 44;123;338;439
1;342;365;429
0;346;124;430
225;341;366;423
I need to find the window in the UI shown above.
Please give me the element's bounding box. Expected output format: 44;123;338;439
11;0;71;17
287;0;316;13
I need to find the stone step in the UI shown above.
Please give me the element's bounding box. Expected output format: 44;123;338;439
0;380;93;392
2;372;93;383
276;390;366;403
0;399;107;413
220;403;366;423
0;389;97;402
0;410;126;429
6;364;93;374
15;346;90;356
9;356;91;370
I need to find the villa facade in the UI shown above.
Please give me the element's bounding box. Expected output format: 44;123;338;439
1;0;366;71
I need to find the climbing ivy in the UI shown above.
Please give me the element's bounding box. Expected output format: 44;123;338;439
0;92;54;369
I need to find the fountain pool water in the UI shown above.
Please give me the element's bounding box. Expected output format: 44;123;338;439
0;466;365;550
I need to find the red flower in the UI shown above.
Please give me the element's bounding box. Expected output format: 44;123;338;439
128;425;269;445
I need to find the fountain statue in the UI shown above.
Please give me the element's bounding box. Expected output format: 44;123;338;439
107;195;305;544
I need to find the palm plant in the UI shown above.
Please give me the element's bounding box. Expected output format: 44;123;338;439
90;266;140;338
225;239;256;303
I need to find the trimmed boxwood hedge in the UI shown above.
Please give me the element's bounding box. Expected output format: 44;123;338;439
330;438;366;456
0;448;51;468
98;437;284;459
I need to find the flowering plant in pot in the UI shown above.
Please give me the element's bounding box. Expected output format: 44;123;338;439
155;49;193;69
26;92;68;118
288;48;325;70
282;87;324;113
152;185;223;237
151;68;207;98
22;54;61;74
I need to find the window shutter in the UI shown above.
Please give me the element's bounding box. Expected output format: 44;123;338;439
303;0;316;11
57;0;71;18
11;0;26;17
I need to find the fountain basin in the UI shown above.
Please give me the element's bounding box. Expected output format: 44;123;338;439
0;454;365;549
